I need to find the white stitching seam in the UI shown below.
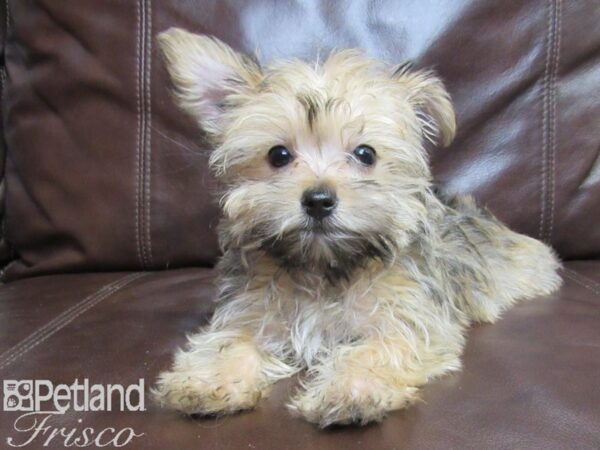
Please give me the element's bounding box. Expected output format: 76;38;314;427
0;273;147;371
539;0;552;240
139;0;147;267
141;0;147;267
547;0;562;242
140;0;149;267
540;0;561;242
134;0;144;268
135;0;153;268
563;268;600;297
143;0;153;267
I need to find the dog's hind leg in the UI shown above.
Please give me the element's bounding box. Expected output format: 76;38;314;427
439;194;562;324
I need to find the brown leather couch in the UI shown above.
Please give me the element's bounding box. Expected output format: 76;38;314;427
1;1;599;449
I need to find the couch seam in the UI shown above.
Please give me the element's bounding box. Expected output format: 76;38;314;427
539;0;551;240
547;0;561;242
563;268;600;297
139;0;147;267
539;0;561;242
4;0;9;35
134;0;144;268
0;273;147;372
135;0;153;269
143;0;153;267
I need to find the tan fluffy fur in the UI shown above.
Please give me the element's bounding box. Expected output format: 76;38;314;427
153;28;562;427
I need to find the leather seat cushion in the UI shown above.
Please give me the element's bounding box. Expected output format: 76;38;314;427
0;262;598;449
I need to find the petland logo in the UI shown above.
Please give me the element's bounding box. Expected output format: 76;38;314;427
3;379;145;447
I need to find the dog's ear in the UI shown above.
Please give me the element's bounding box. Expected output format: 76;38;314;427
394;65;456;147
158;28;262;136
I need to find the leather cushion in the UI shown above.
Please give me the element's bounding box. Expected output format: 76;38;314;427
2;0;600;280
0;263;598;448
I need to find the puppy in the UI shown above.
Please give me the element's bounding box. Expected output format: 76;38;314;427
153;28;561;427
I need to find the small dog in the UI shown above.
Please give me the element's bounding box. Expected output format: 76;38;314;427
154;28;561;427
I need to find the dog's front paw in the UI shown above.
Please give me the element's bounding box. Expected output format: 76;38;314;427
288;372;418;427
153;368;266;415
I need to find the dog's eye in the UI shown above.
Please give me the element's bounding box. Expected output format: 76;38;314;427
268;145;293;168
353;145;376;166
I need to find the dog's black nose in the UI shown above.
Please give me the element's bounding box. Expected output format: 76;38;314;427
301;187;337;220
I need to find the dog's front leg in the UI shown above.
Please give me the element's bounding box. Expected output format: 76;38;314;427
154;324;297;415
288;330;460;427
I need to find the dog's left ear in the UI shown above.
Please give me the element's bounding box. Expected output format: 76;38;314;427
158;28;262;137
394;67;456;147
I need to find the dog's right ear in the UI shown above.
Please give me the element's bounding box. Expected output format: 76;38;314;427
158;28;262;137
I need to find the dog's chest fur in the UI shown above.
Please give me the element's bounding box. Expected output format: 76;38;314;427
274;270;381;364
217;254;393;365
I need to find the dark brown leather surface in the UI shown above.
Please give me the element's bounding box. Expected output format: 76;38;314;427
2;1;599;280
2;0;222;280
0;263;598;449
1;2;599;448
0;0;12;268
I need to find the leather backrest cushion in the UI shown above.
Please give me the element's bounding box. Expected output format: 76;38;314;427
0;0;12;268
2;0;599;280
